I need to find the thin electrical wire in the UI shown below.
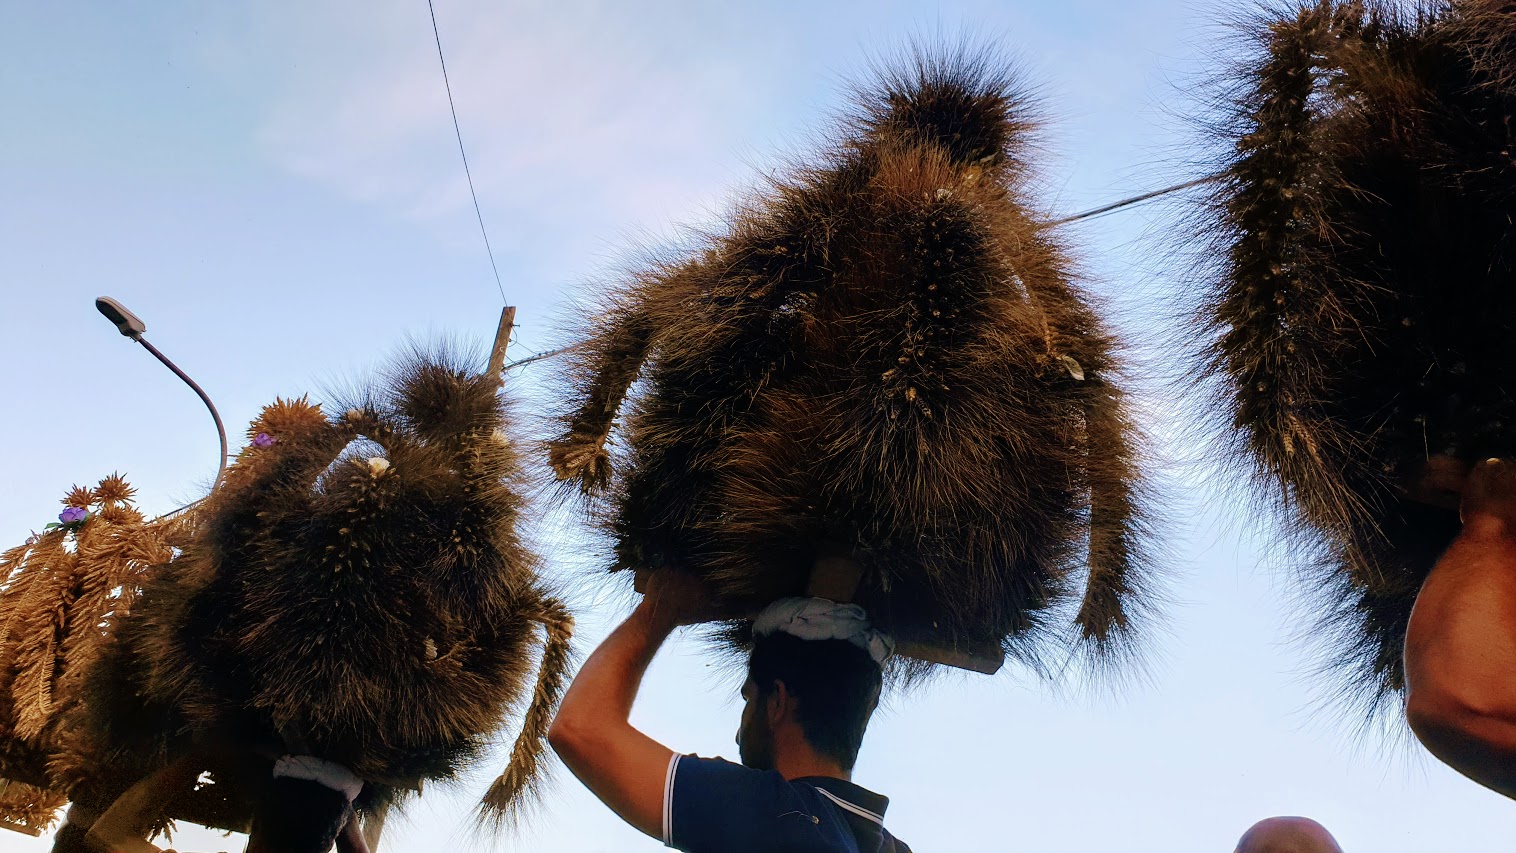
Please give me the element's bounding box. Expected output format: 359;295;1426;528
499;172;1227;373
427;0;508;304
143;169;1223;524
154;496;205;522
1049;172;1223;226
506;344;580;371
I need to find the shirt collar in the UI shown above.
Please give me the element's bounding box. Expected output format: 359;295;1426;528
795;776;890;821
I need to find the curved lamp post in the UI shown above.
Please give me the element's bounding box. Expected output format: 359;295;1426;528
95;296;228;491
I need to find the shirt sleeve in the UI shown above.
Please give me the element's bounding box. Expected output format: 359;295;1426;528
664;754;791;852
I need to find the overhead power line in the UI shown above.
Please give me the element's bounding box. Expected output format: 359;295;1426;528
499;172;1225;373
426;0;507;304
1049;173;1223;226
505;345;579;371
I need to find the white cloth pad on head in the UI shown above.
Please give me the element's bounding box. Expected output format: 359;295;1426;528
752;597;895;666
272;755;364;802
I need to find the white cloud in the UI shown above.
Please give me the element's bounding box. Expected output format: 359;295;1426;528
252;0;785;245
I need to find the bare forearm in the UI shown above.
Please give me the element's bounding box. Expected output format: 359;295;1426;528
85;752;209;853
547;601;678;838
335;811;370;853
1406;522;1516;796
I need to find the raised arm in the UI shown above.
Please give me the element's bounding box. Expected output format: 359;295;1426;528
547;570;715;838
1404;458;1516;798
84;751;209;853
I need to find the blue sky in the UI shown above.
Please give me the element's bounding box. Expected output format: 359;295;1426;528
1;2;1511;851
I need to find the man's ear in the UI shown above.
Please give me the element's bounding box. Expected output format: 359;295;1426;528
767;680;792;725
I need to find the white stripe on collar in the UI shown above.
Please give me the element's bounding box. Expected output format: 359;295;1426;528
815;787;884;825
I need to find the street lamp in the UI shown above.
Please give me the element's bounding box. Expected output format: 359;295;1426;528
95;296;229;490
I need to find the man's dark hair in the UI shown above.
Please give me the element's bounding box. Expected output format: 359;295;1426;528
246;776;351;853
748;632;883;771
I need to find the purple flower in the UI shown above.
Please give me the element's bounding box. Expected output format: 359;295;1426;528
59;507;88;524
252;432;275;448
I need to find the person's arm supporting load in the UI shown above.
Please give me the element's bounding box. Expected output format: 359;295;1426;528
82;752;205;853
1405;457;1516;798
547;571;714;839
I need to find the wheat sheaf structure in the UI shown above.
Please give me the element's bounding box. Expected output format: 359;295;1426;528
0;477;183;835
56;349;572;844
1190;0;1516;718
549;48;1160;677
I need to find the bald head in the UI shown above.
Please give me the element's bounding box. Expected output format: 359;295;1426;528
1234;817;1343;853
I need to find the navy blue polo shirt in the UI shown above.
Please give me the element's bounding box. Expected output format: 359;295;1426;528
662;754;913;853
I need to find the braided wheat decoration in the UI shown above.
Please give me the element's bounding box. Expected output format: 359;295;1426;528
64;349;572;835
549;48;1160;676
1190;0;1516;719
0;477;182;835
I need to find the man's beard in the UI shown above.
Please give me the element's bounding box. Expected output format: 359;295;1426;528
738;709;776;771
